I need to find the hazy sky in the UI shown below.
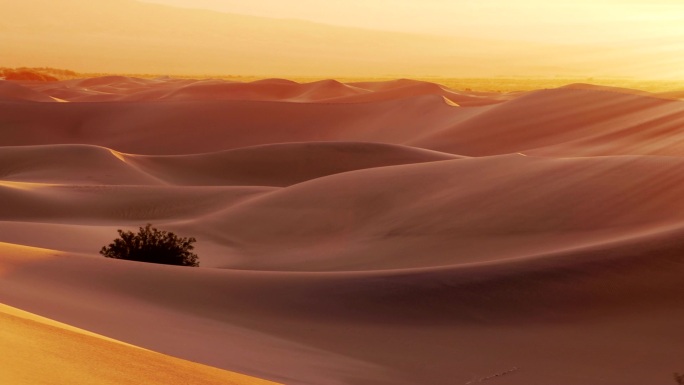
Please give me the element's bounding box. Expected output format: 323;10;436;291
143;0;684;43
5;0;684;78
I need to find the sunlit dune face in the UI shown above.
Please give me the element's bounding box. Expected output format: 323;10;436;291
0;181;49;190
0;303;282;385
108;149;129;163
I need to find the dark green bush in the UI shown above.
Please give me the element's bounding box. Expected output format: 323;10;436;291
100;224;199;267
675;373;684;385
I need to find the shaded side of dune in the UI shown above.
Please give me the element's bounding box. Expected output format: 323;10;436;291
191;154;684;270
0;95;463;155
122;142;459;187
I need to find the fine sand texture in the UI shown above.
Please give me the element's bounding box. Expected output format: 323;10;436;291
0;285;279;385
1;77;684;385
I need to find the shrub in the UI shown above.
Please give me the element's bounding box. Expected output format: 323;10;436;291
676;372;684;385
100;224;199;267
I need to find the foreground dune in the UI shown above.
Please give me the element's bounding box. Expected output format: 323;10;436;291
0;307;279;385
1;77;684;384
0;266;278;385
2;237;683;385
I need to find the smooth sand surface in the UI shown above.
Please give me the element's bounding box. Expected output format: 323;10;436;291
1;77;684;384
0;262;279;385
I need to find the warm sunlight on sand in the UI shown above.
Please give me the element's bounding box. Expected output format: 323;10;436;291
0;181;52;190
0;303;280;385
108;149;129;163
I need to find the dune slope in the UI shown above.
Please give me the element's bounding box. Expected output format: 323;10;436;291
192;154;684;270
0;300;278;385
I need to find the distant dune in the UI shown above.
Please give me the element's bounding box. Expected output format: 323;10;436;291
1;76;684;385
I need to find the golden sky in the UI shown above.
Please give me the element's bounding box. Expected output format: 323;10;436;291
3;0;684;78
143;0;684;43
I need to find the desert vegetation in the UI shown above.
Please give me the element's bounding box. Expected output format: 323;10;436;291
675;372;684;385
100;224;199;267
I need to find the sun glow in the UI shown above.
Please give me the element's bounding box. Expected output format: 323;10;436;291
140;0;684;41
2;0;684;79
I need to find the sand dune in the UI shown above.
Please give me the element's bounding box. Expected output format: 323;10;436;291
122;142;459;187
5;78;684;157
21;76;490;104
154;79;369;103
191;154;684;270
339;79;501;106
0;142;457;187
2;233;683;385
0;246;278;385
0;144;164;185
0;80;56;102
1;77;684;385
411;86;684;156
0;183;270;224
0;93;464;154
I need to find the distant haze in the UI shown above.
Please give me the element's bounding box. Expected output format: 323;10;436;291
2;0;684;78
142;0;684;43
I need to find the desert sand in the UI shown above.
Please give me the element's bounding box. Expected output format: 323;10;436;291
0;272;277;385
1;77;684;384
